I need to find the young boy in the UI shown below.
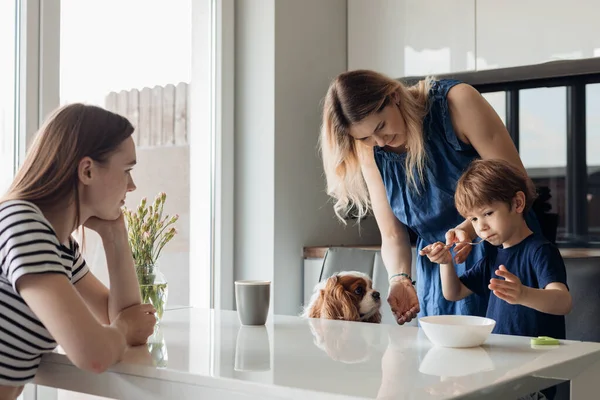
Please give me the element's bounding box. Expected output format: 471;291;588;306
421;158;571;338
421;159;571;399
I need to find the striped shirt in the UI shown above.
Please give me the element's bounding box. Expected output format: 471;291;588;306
0;200;89;386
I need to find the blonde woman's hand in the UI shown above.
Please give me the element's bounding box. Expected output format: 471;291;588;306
387;279;419;325
112;303;157;346
445;228;472;264
419;241;453;265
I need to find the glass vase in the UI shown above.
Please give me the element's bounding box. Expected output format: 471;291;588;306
136;264;168;322
147;325;168;368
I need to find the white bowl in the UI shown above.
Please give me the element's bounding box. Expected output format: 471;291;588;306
419;315;496;348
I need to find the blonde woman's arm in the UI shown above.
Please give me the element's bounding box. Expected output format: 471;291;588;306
359;147;419;324
445;83;527;263
447;83;526;175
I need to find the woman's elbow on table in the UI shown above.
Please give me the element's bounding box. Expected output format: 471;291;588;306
67;326;127;373
17;274;128;374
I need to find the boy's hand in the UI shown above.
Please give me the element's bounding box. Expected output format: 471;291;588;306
419;241;453;265
489;265;524;305
445;228;473;264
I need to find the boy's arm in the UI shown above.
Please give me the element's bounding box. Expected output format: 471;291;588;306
520;282;572;315
527;244;572;315
420;242;478;301
491;244;572;316
440;262;473;301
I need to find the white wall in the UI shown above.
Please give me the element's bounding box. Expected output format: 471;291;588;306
234;0;276;294
235;0;381;316
348;0;475;78
347;0;406;78
349;0;600;77
476;0;600;70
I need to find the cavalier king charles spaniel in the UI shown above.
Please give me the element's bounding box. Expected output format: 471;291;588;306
302;271;381;323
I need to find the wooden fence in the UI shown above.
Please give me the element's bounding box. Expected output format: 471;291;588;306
104;82;188;146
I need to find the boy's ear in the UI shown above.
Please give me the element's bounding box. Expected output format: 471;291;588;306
513;191;526;213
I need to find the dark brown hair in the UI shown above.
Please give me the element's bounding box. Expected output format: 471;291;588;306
455;159;537;217
2;103;134;228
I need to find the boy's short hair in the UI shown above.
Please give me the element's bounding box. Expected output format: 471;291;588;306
455;159;537;217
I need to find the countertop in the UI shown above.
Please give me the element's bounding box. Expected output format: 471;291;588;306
34;307;600;399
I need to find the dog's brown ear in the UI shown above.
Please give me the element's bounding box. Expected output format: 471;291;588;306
307;291;324;318
320;276;360;321
306;277;337;318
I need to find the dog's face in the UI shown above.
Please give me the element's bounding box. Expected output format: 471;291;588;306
303;272;381;323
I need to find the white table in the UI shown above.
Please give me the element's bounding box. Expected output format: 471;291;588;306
28;308;600;399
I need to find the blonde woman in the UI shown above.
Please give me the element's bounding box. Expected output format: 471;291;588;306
320;70;540;325
0;104;156;399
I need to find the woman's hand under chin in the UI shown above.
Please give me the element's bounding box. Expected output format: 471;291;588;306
84;212;128;243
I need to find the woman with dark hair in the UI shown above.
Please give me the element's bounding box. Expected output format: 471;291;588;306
0;104;156;399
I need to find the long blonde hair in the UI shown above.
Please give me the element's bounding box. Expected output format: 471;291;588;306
319;70;433;222
2;103;134;230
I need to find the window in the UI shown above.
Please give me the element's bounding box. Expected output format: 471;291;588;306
481;91;506;125
0;0;18;193
587;84;600;238
60;0;193;306
519;87;567;234
14;0;224;398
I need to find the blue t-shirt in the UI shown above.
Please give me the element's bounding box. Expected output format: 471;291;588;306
459;233;568;339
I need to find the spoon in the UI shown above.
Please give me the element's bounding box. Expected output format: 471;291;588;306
443;240;485;249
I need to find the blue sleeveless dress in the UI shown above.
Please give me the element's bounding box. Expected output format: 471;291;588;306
373;79;540;318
